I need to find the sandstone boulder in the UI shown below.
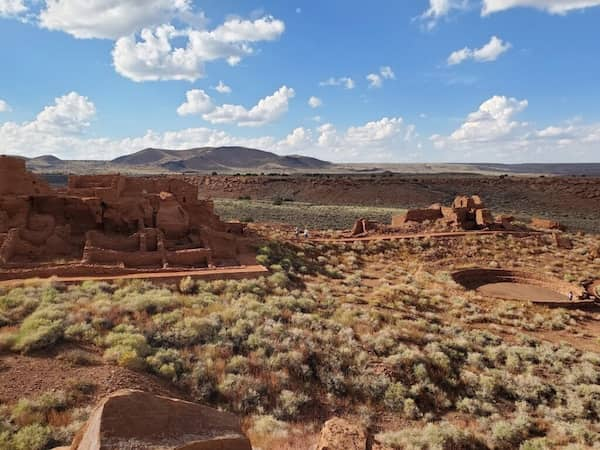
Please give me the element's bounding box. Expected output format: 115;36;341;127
531;217;564;231
71;390;251;450
316;417;367;450
351;218;378;236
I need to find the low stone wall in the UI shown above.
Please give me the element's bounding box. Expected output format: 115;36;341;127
87;230;140;252
84;247;164;268
166;248;212;267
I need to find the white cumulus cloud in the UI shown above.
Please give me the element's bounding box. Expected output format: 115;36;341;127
367;66;395;88
112;16;285;82
0;0;26;17
0;99;11;112
39;0;200;39
202;86;295;127
177;89;214;116
215;81;232;94
380;66;396;80
308;96;322;108
448;36;511;65
431;96;600;161
420;0;468;29
367;73;382;88
436;95;528;144
482;0;600;15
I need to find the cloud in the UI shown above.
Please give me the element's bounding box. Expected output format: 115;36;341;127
448;36;511;65
420;0;468;29
367;66;396;88
215;81;232;94
482;0;600;15
380;66;396;80
202;86;295;127
112;16;285;82
367;73;382;88
319;77;355;89
177;89;214;116
435;95;528;144
0;99;11;112
308;96;322;108
428;95;600;161
280;127;311;148
0;0;26;17
39;0;200;39
312;117;417;161
0;93;421;162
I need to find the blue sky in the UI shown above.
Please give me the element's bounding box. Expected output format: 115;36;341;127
0;0;599;163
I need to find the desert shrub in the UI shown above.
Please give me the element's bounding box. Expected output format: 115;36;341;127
179;276;196;294
11;424;52;450
190;360;218;402
225;355;250;375
11;391;67;427
519;438;549;450
274;390;310;420
490;414;538;450
64;322;98;343
250;415;290;439
103;324;150;370
377;421;486;449
10;305;66;353
146;348;185;380
384;383;408;412
153;314;221;347
218;373;264;414
57;349;100;366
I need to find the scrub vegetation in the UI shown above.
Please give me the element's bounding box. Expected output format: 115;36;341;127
0;230;599;449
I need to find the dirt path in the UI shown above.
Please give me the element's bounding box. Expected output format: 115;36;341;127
0;265;269;287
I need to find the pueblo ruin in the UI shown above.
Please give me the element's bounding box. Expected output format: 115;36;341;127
0;155;251;281
350;194;565;237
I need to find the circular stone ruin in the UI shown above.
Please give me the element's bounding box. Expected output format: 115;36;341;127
452;268;591;306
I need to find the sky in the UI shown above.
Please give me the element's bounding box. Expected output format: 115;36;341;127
0;0;599;163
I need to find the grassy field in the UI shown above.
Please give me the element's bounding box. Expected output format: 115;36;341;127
214;198;406;230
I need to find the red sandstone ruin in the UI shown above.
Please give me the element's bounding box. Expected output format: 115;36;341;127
391;194;513;231
0;155;248;279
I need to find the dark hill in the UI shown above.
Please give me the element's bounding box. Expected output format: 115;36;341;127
112;146;332;171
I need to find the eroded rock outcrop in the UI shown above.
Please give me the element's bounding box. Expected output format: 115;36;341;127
71;390;252;450
316;417;367;450
531;217;565;231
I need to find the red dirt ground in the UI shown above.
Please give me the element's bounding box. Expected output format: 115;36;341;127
0;345;186;405
477;282;567;302
201;174;600;232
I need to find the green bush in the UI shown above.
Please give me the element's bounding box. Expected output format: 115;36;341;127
12;424;52;450
10;305;66;353
103;325;151;370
